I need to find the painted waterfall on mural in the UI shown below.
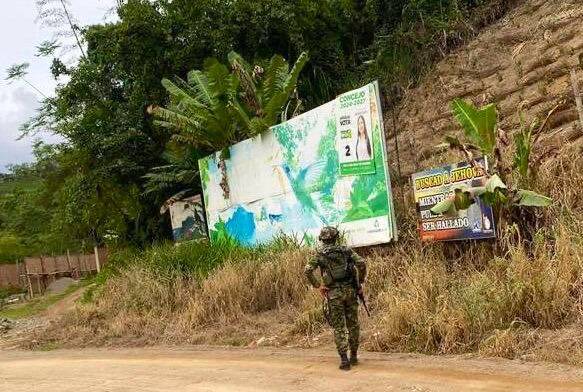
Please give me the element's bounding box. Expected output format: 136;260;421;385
199;82;397;247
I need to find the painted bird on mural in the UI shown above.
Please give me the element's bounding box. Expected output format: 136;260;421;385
281;161;327;223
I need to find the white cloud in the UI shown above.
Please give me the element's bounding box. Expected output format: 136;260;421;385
0;0;118;172
0;87;46;171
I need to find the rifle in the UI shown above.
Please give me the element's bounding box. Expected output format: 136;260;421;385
348;258;371;317
322;294;332;326
356;282;371;317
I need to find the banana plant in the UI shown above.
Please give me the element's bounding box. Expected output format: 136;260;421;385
149;51;308;200
431;99;551;217
431;174;551;216
228;51;309;136
451;98;497;154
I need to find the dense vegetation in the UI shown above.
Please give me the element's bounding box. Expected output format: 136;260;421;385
1;0;514;258
6;0;583;365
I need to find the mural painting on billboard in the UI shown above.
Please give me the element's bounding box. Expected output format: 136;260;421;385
412;158;496;241
199;82;397;247
168;195;207;242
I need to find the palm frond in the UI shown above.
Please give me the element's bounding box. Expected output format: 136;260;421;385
229;100;251;131
284;52;309;96
229;51;260;115
247;117;270;137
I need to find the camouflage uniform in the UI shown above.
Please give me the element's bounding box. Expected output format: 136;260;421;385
304;242;366;356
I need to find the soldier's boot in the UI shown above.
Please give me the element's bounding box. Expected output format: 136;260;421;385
339;353;351;370
349;350;358;365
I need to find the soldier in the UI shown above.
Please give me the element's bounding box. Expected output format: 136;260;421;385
304;226;367;370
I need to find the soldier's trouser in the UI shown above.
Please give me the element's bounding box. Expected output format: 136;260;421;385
328;285;359;355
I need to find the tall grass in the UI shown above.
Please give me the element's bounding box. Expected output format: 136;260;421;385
366;222;583;353
39;145;583;364
42;219;583;359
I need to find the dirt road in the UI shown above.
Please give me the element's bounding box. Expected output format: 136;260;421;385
2;347;583;391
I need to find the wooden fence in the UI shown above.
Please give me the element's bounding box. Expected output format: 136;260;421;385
0;263;24;289
0;248;107;297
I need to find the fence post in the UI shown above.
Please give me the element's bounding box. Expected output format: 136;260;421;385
94;246;101;273
77;254;82;276
24;262;34;299
66;249;72;275
39;256;46;293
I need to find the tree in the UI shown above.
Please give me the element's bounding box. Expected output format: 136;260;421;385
150;51;308;198
0;151;82;259
10;0;509;248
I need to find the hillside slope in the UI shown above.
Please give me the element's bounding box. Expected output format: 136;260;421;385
390;0;583;178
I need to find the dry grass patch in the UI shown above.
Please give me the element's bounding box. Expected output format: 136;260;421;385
37;145;583;365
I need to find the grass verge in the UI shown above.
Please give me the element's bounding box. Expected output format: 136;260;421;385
0;282;84;320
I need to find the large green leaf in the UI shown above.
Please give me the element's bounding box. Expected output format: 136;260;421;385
229;100;251;130
517;189;552;207
284;52;309;97
205;60;235;98
263;52;308;122
161;78;206;111
187;70;213;107
151;106;201;131
485;174;507;193
262;55;289;104
430;196;457;216
450;99;497;154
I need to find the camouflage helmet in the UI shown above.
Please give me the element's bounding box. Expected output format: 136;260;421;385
319;226;339;242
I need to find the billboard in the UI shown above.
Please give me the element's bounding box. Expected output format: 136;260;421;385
168;195;207;242
412;158;496;241
199;82;397;247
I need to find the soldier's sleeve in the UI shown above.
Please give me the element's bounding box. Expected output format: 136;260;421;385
304;255;322;288
350;249;367;284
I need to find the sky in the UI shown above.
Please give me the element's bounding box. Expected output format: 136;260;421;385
0;0;118;172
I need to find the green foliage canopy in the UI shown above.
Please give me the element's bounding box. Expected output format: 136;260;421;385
4;0;507;251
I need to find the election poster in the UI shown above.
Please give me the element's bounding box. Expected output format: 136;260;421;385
336;85;376;176
412;158;496;241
